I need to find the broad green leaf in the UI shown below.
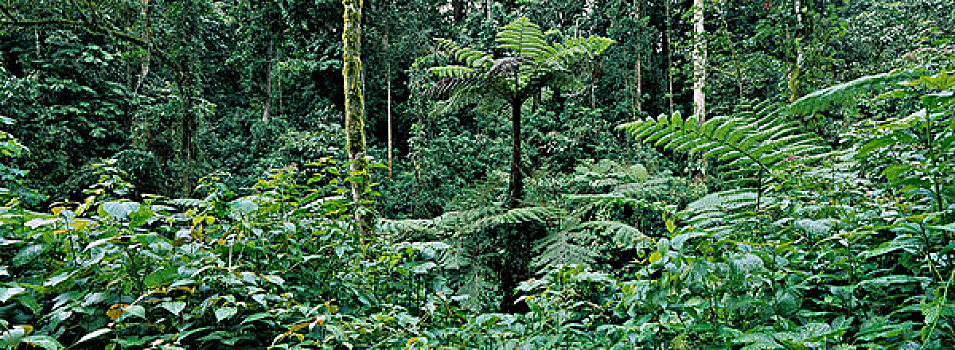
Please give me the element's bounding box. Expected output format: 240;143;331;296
144;267;177;288
74;328;111;346
120;305;146;320
0;287;26;303
128;204;154;228
215;306;237;322
12;244;46;267
160;301;186;316
21;336;61;350
261;275;284;285
43;271;76;287
100;201;141;220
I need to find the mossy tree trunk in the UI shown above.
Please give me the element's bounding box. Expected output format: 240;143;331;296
343;0;371;234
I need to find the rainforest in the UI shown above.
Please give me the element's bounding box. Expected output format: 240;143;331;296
1;0;953;349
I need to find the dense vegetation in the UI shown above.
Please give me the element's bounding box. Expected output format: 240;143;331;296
1;0;953;349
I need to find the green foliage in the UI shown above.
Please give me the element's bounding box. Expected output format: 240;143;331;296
786;70;920;116
620;105;828;190
423;16;613;106
2;1;954;349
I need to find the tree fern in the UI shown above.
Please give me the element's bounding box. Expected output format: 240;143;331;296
421;17;614;208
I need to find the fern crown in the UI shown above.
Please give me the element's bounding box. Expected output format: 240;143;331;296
425;16;614;102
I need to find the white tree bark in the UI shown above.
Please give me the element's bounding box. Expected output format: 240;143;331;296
692;0;706;122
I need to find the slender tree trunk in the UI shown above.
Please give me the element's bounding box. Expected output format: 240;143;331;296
634;0;643;115
174;73;196;197
692;0;706;122
452;0;465;23
664;0;674;114
132;0;151;151
385;31;393;178
343;0;371;233
720;2;744;102
134;0;150;95
262;39;273;123
507;99;524;209
788;0;804;102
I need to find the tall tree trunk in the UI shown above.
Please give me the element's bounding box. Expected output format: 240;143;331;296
634;0;643;116
385;31;393;178
788;0;804;102
133;0;150;95
343;0;371;233
173;72;196;197
452;0;465;23
719;1;744;103
692;0;706;122
132;0;151;151
262;38;273;123
664;0;674;114
507;99;523;209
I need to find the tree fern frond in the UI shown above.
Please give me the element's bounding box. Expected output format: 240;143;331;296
428;65;475;79
577;220;650;249
786;69;917;115
422;76;477;100
434;38;493;68
682;190;760;234
378;219;439;237
495;16;548;58
532;233;598;271
426;82;489;115
471;206;565;232
542;36;615;68
619;108;827;183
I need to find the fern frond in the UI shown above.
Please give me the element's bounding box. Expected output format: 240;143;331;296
786;69;917;115
471;206;565;232
681;189;778;237
487;57;532;78
495;16;548;58
545;36;615;67
577;220;649;249
428;65;475;79
377;219;440;239
619;108;827;185
434;38;493;68
422;76;478;100
532;230;598;270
